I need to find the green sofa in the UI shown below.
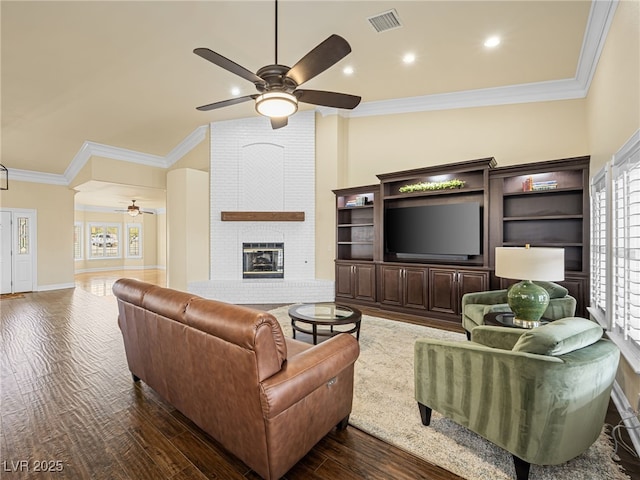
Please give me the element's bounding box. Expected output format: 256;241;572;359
414;318;620;480
461;281;577;339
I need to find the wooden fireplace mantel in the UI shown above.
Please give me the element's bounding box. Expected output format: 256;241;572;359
220;211;305;222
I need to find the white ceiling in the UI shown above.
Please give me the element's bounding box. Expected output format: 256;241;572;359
1;0;595;209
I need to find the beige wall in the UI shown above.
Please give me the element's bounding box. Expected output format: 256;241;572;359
0;181;75;289
69;157;167;190
585;0;640;411
345;99;589;186
315;114;348;281
156;212;167;268
169;129;210;172
586;0;640;173
166;168;209;291
313;99;590;281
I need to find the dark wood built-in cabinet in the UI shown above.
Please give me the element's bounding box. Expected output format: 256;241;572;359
334;185;379;305
488;156;590;316
334;155;590;325
428;268;489;317
335;261;376;302
378;264;428;311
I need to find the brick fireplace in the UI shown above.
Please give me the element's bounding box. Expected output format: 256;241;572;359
189;112;334;304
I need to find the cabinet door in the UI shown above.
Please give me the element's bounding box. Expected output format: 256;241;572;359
335;263;355;298
354;264;376;302
379;265;403;306
458;270;489;298
429;269;457;315
404;267;428;310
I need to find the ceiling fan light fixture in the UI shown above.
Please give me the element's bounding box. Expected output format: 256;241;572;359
128;206;140;217
255;92;298;118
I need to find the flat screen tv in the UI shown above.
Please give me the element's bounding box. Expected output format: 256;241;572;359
384;202;481;260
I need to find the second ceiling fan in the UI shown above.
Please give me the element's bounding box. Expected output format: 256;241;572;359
194;0;361;129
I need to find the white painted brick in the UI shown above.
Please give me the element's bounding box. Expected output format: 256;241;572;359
195;112;330;303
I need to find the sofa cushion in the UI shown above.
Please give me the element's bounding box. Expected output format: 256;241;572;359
512;317;603;356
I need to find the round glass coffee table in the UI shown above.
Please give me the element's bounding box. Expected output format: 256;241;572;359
288;303;362;345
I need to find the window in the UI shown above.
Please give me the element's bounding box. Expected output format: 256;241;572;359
590;166;609;319
74;222;83;260
126;224;142;258
591;130;640;371
88;223;121;259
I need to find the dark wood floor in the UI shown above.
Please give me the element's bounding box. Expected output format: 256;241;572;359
0;271;636;479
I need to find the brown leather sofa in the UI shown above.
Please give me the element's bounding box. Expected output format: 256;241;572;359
112;278;360;480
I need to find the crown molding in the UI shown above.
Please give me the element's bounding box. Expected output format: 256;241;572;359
13;125;210;186
75;203;160;214
344;0;616;119
15;0;617;184
575;0;619;89
349;77;586;118
165;125;209;167
8;168;68;185
65;141;166;184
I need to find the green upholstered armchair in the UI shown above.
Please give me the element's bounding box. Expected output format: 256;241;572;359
461;281;577;339
414;318;619;480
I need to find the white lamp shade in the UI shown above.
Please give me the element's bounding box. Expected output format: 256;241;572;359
255;92;298;117
495;246;564;281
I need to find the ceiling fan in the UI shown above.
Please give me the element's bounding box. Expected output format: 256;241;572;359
116;200;154;217
194;0;361;129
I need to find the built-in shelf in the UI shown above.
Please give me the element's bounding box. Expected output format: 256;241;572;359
220;211;305;222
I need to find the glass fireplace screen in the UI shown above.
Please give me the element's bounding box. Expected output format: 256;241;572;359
242;243;284;279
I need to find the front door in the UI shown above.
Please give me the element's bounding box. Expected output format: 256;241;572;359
0;210;36;293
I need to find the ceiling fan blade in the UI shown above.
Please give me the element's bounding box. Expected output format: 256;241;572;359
141;211;155;215
270;117;288;129
286;34;351;86
196;95;256;111
295;89;361;109
194;48;265;86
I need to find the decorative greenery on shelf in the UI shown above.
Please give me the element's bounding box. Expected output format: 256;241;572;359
399;179;466;193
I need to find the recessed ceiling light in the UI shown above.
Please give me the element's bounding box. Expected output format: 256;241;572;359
231;87;241;96
343;66;354;76
402;52;416;64
484;36;501;48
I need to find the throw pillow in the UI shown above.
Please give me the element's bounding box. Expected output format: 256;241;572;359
512;317;603;356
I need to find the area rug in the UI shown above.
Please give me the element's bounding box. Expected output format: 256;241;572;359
268;306;629;480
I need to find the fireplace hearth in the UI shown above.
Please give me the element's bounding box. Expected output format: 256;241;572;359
243;243;284;279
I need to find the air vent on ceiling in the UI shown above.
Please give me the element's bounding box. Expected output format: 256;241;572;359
367;9;402;33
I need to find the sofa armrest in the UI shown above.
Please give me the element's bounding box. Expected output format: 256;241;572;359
260;333;359;418
461;289;508;307
545;296;577;320
470;325;524;350
414;337;618;465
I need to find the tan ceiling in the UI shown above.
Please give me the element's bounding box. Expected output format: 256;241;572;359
1;0;592;208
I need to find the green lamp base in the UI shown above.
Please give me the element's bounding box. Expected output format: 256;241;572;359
507;280;550;328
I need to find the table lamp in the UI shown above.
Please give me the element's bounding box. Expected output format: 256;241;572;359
495;245;565;328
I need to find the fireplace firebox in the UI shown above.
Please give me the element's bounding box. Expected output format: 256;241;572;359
243;243;284;279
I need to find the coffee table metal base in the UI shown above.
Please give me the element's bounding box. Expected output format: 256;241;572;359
288;303;362;345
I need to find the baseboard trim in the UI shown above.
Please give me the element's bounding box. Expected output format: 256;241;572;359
611;381;640;456
75;266;166;274
37;283;75;292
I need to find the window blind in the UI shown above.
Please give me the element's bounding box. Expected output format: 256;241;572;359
612;137;640;348
590;167;608;320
